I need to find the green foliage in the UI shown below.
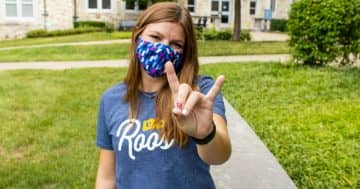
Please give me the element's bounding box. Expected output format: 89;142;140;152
74;20;114;33
74;21;106;29
104;23;115;33
239;30;251;41
25;29;48;38
288;0;360;65
203;29;232;40
197;29;250;41
202;63;360;189
26;28;103;38
270;19;288;32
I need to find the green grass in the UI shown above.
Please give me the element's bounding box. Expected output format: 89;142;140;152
0;32;132;48
1;63;358;188
203;63;360;189
0;44;130;62
0;41;288;62
198;41;288;56
0;68;125;188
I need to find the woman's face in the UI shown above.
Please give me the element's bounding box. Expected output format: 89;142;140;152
140;22;185;53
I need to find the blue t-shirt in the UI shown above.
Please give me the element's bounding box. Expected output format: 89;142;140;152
96;76;226;189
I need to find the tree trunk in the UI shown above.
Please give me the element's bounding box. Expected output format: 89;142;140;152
233;0;241;41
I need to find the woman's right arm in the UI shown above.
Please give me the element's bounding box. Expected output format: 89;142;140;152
95;149;116;189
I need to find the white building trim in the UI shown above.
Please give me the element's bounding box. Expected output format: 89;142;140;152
3;0;36;22
86;0;114;13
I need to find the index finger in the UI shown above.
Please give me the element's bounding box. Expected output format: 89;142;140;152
205;75;225;101
165;61;179;94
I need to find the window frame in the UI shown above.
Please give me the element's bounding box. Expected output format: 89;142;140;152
249;0;256;15
87;0;113;12
187;0;195;13
4;0;35;21
271;0;276;12
211;0;231;24
125;0;147;12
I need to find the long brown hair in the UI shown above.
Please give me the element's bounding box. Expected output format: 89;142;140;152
123;2;199;147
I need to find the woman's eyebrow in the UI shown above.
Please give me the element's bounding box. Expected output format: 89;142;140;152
148;30;163;37
148;30;184;44
172;39;185;45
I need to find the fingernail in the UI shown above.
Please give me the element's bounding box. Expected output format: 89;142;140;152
176;102;182;109
182;109;189;116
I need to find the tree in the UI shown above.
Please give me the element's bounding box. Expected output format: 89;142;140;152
287;0;360;65
232;0;241;41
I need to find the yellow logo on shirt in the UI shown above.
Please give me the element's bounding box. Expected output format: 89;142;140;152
142;118;165;131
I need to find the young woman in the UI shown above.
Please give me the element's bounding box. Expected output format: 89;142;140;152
95;2;231;189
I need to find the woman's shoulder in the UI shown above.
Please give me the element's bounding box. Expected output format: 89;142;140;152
197;75;215;93
100;82;127;101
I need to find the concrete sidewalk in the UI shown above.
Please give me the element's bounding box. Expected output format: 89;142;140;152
250;31;289;42
211;99;297;189
0;54;291;71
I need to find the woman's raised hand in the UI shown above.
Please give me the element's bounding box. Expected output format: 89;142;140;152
165;62;225;139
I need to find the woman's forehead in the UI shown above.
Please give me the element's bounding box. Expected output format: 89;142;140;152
144;22;185;41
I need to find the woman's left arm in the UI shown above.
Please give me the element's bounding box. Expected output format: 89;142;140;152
196;113;231;165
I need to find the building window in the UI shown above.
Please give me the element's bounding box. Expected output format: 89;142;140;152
222;1;229;12
187;0;195;13
126;0;135;10
102;0;111;9
5;0;34;18
211;0;218;11
126;0;147;11
88;0;97;9
271;0;276;12
249;0;256;15
88;0;111;11
221;15;228;23
211;0;230;24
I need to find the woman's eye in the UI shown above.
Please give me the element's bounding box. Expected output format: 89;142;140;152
150;35;159;40
173;43;183;50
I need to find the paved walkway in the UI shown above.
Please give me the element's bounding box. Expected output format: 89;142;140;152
211;99;297;188
251;31;289;42
0;54;291;71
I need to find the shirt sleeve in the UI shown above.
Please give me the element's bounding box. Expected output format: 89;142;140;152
198;76;227;122
96;96;114;150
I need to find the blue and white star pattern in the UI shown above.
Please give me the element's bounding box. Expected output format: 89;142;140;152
136;37;183;77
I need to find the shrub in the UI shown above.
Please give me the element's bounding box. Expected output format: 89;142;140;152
202;29;218;40
26;27;103;38
270;19;288;32
74;21;106;29
288;0;360;65
104;22;115;33
239;30;251;41
216;30;233;40
198;29;251;41
26;29;48;38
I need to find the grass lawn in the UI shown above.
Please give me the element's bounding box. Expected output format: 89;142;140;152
0;41;288;62
0;63;358;188
0;32;132;48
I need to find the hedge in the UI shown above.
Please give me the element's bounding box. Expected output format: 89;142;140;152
26;27;103;38
270;19;288;32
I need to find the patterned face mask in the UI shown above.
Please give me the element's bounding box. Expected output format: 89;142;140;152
136;37;183;78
